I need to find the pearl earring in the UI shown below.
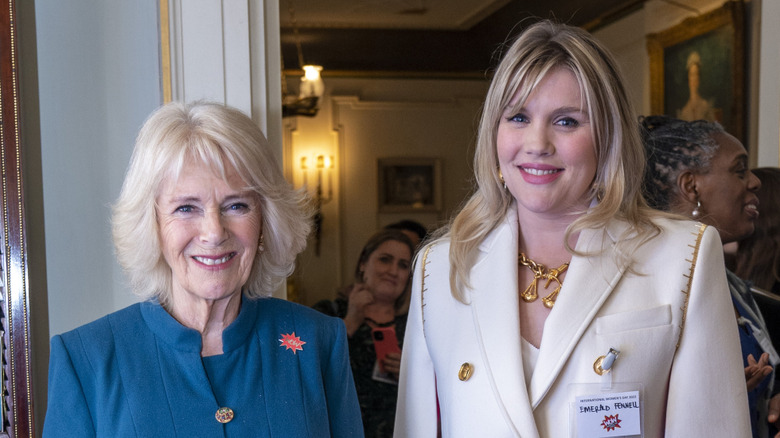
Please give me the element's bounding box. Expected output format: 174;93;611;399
258;234;265;252
692;200;702;219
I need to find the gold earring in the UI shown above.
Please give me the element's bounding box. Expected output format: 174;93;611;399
498;168;506;189
592;182;604;202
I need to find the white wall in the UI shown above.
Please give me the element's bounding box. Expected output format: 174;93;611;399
756;0;780;166
36;1;162;336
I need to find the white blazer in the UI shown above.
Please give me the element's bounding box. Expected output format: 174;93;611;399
395;210;750;437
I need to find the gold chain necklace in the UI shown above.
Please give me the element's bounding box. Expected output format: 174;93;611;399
518;253;569;308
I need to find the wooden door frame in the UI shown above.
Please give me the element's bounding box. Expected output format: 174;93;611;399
0;0;36;436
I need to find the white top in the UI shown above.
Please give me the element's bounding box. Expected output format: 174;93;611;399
521;337;539;387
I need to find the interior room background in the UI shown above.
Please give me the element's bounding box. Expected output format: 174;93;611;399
9;0;779;434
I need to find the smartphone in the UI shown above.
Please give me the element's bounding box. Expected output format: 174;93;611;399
371;326;401;373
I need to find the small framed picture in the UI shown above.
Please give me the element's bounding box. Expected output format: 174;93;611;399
377;157;441;213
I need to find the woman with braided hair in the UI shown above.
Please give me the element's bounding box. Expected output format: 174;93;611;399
642;114;778;438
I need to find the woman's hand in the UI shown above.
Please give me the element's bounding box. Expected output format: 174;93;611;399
382;351;402;380
745;352;773;392
343;283;373;336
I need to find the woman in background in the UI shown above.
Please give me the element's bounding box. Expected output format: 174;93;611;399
394;20;750;437
314;229;413;438
44;101;362;437
642;115;778;438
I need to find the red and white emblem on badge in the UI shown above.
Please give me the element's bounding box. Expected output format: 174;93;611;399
601;414;622;431
279;332;306;354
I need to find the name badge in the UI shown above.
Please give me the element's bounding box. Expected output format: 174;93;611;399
575;390;641;437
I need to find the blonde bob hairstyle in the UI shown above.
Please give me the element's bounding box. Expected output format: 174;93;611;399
112;101;311;306
442;20;662;302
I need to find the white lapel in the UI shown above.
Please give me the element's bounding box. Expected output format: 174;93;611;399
470;210;540;437
528;220;632;407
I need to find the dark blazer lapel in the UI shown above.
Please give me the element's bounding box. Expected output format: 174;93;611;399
528;222;630;407
470;213;539;435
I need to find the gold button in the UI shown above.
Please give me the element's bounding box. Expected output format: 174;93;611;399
215;407;234;423
458;363;473;381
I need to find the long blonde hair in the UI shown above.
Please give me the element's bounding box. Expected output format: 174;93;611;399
440;20;661;302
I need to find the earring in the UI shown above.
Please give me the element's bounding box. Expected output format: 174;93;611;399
592;182;604;202
258;234;265;252
498;168;506;190
692;200;702;219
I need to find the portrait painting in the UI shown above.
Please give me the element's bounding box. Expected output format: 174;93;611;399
378;157;441;213
647;0;745;141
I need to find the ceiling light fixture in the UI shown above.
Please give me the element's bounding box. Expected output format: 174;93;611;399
282;1;324;118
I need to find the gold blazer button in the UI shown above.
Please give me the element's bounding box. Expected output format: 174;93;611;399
458;363;473;381
215;407;234;423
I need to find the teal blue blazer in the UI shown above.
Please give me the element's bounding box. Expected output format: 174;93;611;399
43;297;363;437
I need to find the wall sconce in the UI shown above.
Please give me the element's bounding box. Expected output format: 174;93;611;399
301;154;334;255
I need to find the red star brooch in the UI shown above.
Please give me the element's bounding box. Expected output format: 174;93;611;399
279;332;306;354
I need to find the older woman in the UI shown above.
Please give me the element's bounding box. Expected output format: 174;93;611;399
43;102;363;436
642;115;779;438
394;20;750;437
314;229;414;438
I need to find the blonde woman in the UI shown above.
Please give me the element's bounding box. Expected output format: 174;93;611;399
395;21;750;437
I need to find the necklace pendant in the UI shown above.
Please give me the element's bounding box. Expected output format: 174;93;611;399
542;272;565;308
542;285;562;308
519;253;569;307
521;277;539;302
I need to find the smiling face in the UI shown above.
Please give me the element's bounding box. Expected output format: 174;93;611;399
156;158;263;308
360;240;412;304
497;67;597;221
692;132;760;244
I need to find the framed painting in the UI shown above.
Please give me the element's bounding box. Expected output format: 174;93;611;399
378;157;441;213
646;0;745;141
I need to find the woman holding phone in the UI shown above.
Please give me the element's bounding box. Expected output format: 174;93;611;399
313;229;414;438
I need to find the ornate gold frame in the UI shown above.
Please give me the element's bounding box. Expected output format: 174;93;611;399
646;0;745;141
0;0;35;436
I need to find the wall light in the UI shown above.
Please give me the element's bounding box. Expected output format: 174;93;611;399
300;154;334;255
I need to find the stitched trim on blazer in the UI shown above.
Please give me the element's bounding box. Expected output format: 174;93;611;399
677;222;708;350
420;244;434;339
